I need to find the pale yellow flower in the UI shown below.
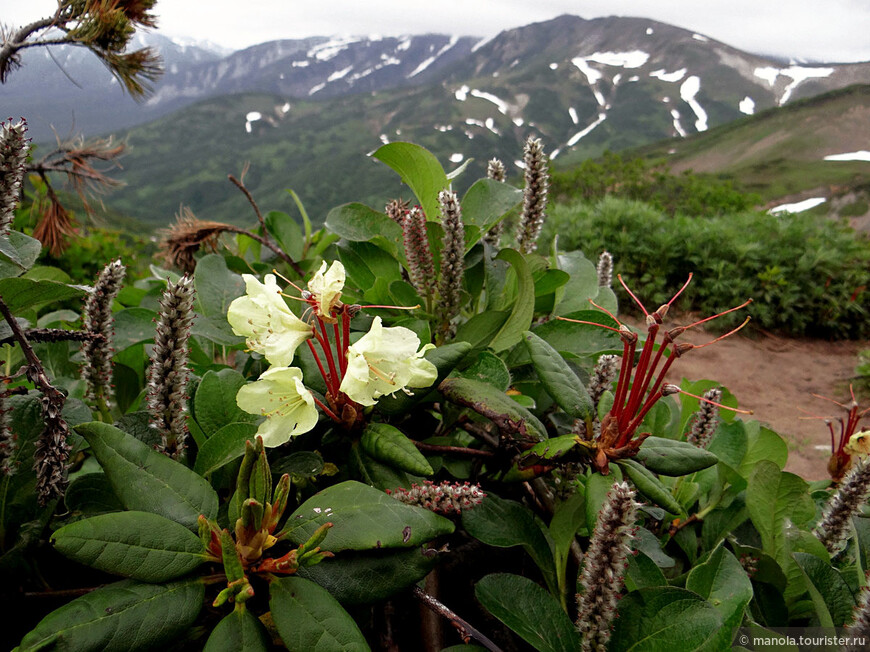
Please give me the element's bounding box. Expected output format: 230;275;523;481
307;260;346;322
227;274;313;366
845;430;870;459
236;367;319;447
339;317;437;406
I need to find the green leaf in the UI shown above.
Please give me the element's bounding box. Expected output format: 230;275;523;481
75;421;218;530
112;308;157;351
325;202;404;253
194;422;260;477
51;511;206;582
64;473;123;517
489;249;534;352
746;460;816;598
793;552;855;627
520;309;621;364
16;579;204;652
457;350;511;391
553;251;600;317
194;254;245;319
269;576;370;652
372;142;448;227
523;331;593;421
584;469;623;531
609;587;723;651
360;423;433;476
625;550;668;591
296;546;438;604
634;437;719;476
686;545;753;644
194;369;256;436
265;210;304;261
283;481;453;552
0;231;42;276
460;179;523;243
453;310;509;353
203;607;271;652
616;459;683;515
462;493;558;596
376;341;471;415
475;574;579;652
0;278;86;313
738;423;789;477
439;377;547;441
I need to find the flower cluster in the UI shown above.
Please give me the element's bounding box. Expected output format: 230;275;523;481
228;261;437;446
803;385;869;482
387;480;486;514
562;275;751;473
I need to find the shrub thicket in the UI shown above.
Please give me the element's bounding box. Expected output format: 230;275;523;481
541;196;870;338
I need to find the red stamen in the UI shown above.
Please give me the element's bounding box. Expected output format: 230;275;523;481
555;316;622;334
588;298;624;327
271;268;306;294
679;299;753;332
620;324;660;431
612;335;637;421
690;317;751;350
666;273;694;307
828;420;837;453
315;317;340;393
333;322;345;375
675;387;753;414
623;349;683;440
618;274;649;316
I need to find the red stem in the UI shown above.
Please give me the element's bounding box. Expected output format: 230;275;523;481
333;321;346;375
620;324;659;431
314;318;340;394
306;339;332;391
312;395;341;422
621;350;680;442
612;336;636;422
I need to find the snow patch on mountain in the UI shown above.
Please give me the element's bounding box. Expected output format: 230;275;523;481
680;75;708;131
244;111;262;133
549;63;559;70
309;37;361;61
470;89;509;114
328;65;353;82
571;57;602;84
408;36;459;78
738;96;755;115
309;82;326;95
769;197;826;214
569;107;579;124
754;65;835;104
646;28;654;35
455;85;470;101
567;112;607;146
670;109;687;137
585;51;650;68
692;34;709;42
650;68;687;83
824;151;870;162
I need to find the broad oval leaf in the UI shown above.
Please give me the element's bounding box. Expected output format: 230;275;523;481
194;369;256;436
523;331;593;421
51;511;206;582
269;576;370;652
457;350;510;392
283;481;454;552
296;546;438;604
0;277;86;313
489;249;534;352
609;586;723;651
685;545;753;645
360;423;433;476
194;422;259;477
0;230;42;276
372;142;448;229
439;377;547;441
16;579;204;652
793;552;855;628
75;421;219;530
616;459;683;515
634;436;719;476
203;607;271;652
475;573;579;652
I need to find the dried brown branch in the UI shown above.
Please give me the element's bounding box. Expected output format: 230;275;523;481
0;328;104;347
412;586;503;652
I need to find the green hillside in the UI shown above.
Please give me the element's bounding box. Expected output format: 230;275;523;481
632;84;870;204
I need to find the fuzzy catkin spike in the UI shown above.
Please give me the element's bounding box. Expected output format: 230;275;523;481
148;275;196;459
813;461;870;553
81;259;126;407
403;206;435;301
596;251;613;288
0;392;15;475
0;118;29;234
437;189;465;335
576;481;638;652
483;158;507;246
687;388;722;449
846;584;870;651
385;198;410;225
388;481;485;514
34;387;71;505
588;354;620;407
516;137;549;254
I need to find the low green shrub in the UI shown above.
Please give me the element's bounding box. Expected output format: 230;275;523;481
541;196;870;338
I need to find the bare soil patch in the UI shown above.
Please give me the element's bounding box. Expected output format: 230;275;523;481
662;325;866;481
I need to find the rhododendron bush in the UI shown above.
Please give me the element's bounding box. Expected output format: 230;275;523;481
2;132;870;651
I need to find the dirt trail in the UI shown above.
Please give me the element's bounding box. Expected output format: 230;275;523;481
660;325;866;481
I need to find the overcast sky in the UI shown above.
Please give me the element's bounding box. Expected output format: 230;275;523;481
5;0;870;63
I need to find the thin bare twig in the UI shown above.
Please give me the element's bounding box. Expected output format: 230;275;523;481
412;586;503;652
228;173;267;235
0;328;104;347
413;441;496;458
